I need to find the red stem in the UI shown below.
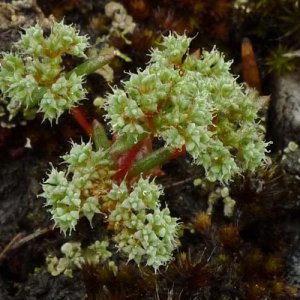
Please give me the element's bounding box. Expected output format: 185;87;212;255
114;138;146;183
71;107;92;136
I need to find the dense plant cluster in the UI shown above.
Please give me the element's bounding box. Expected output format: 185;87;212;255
41;141;114;234
0;21;89;123
0;1;300;299
105;34;269;182
39;29;270;274
42;140;179;269
107;178;179;269
47;240;115;277
0;16;280;299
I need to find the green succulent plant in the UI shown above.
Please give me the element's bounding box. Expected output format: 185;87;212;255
0;20;113;123
41;141;114;235
42;33;270;272
105;33;269;183
0;21;89;122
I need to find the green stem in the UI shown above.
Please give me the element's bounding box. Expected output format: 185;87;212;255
66;53;115;78
92;120;111;150
110;133;149;155
128;147;173;177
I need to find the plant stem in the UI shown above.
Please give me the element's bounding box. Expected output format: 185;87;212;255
114;139;145;183
66;52;115;78
110;132;148;155
70;107;92;135
128;147;173;177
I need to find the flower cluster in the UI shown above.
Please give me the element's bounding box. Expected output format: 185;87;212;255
41;141;114;235
42;141;180;270
41;32;269;272
108;178;179;270
105;33;269;182
47;240;115;277
0;21;89;122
